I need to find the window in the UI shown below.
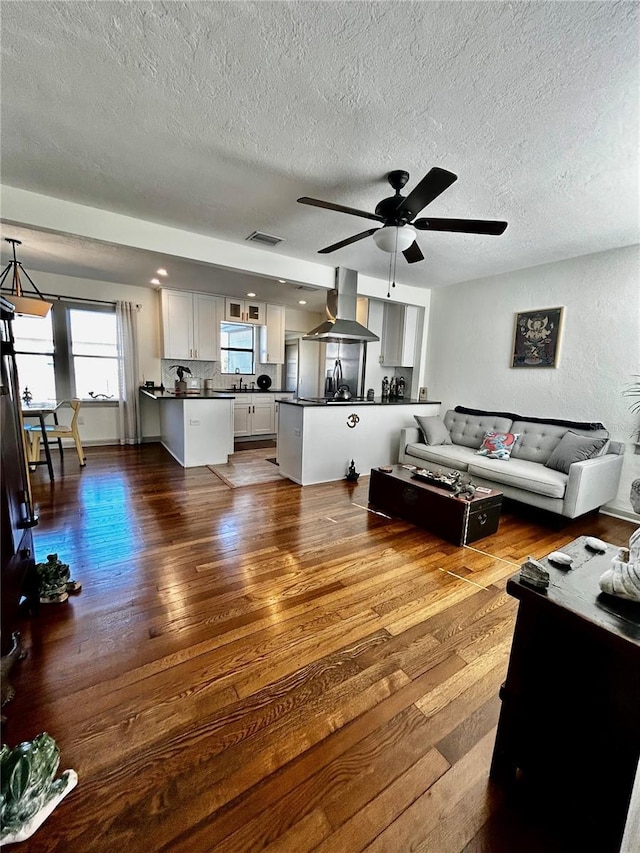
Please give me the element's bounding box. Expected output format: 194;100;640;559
69;308;118;399
13;313;56;401
220;322;254;374
12;302;119;401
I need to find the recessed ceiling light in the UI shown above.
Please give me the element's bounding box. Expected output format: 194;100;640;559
278;279;286;284
150;278;160;285
298;300;307;305
246;292;256;298
157;268;168;276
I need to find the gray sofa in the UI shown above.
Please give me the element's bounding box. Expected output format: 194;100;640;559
399;407;625;518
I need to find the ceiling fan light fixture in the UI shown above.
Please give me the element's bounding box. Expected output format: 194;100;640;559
372;225;416;253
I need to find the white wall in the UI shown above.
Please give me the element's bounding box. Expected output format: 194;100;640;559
426;245;640;516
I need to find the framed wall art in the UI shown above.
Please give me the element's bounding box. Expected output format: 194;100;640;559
511;307;564;368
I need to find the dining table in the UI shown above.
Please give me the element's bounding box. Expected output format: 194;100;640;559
21;400;63;481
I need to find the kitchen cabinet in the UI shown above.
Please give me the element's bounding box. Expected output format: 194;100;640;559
233;393;275;437
161;289;223;360
225;298;265;325
381;303;420;367
259;304;285;364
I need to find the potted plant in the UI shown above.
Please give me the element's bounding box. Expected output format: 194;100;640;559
624;376;640;514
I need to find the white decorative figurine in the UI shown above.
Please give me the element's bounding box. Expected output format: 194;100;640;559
599;529;640;603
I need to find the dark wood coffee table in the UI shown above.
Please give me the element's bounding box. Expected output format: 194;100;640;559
368;464;502;546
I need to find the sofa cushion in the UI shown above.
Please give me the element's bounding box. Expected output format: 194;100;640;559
414;415;452;446
544;430;610;474
476;431;521;460
443;410;513;449
404;443;479;472
469;457;568;499
510;420;610;464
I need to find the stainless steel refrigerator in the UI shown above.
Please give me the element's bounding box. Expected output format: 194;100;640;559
323;342;366;398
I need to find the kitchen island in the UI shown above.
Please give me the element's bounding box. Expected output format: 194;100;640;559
140;388;235;467
277;398;440;485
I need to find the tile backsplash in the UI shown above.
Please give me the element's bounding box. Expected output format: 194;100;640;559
160;360;281;389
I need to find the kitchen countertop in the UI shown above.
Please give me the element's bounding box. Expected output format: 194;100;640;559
280;397;442;407
140;388;236;401
211;388;289;393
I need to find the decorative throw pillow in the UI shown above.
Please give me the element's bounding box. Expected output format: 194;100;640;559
414;415;452;446
544;431;609;474
476;431;521;460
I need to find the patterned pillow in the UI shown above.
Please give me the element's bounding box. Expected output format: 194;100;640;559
476;431;521;460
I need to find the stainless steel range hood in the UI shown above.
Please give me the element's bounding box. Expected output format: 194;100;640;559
303;267;379;344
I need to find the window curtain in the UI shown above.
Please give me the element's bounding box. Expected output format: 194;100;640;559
116;301;141;445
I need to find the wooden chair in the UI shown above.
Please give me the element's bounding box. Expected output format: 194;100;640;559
25;399;86;467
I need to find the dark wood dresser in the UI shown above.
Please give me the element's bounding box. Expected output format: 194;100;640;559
491;536;640;851
1;296;38;655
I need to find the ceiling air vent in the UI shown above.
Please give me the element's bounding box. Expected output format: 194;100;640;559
245;231;285;247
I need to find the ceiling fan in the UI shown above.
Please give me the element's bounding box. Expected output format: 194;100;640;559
298;168;508;264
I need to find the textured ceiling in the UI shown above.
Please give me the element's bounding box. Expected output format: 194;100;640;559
0;223;329;310
1;1;638;290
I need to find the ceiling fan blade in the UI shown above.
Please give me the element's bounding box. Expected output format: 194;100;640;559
298;197;384;223
402;241;424;264
413;217;508;235
395;168;458;219
318;229;379;254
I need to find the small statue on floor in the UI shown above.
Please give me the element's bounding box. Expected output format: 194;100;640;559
346;460;360;482
1;633;26;724
0;733;78;844
34;554;82;605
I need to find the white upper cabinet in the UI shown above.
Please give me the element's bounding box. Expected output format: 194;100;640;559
381;303;420;367
259;304;286;364
161;290;223;360
193;293;222;360
224;298;265;325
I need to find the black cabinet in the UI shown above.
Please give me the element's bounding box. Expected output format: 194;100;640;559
1;297;38;653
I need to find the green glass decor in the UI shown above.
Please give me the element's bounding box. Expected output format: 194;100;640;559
34;554;81;604
0;733;78;844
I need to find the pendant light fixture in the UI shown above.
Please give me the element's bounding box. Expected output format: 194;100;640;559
0;238;53;317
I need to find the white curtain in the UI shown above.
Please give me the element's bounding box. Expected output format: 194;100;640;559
116;301;141;445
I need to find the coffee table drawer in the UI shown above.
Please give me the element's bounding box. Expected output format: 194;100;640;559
465;496;502;544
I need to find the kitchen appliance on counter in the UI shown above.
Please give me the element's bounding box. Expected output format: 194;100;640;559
257;374;272;390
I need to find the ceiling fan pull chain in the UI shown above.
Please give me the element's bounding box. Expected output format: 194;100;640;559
392;228;398;289
387;250;393;298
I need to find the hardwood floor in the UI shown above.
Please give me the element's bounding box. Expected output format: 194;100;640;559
6;444;635;852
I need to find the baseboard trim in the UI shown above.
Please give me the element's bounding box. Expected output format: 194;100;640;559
600;507;640;523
